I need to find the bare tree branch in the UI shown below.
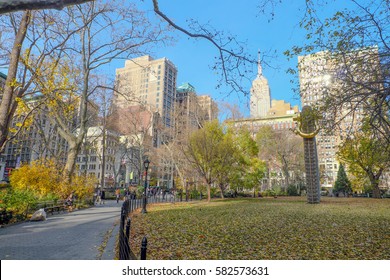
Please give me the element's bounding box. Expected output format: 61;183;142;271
0;0;93;14
152;0;256;94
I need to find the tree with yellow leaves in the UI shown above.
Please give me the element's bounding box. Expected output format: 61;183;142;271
337;122;390;198
9;159;96;200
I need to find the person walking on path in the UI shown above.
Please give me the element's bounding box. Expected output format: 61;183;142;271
66;191;75;212
101;190;105;204
95;189;102;205
115;189;120;203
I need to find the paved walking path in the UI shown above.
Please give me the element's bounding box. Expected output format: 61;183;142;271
0;200;122;260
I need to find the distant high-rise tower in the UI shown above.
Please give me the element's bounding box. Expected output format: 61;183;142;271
298;47;380;188
197;94;218;122
250;51;271;118
114;55;177;128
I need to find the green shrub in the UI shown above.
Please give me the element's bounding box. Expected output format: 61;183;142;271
190;189;200;199
0;188;38;216
261;189;276;197
287;185;299;196
136;186;144;198
237;191;253;197
210;187;219;198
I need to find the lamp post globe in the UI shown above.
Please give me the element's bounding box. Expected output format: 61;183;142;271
141;158;150;214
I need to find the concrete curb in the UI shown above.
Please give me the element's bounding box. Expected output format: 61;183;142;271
100;220;120;260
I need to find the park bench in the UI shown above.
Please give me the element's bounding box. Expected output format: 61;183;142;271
43;200;66;215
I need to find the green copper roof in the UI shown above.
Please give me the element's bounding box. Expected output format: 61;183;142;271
177;82;196;93
0;72;7;80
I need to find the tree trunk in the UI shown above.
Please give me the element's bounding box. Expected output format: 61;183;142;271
372;186;381;199
219;183;225;199
281;155;290;191
63;142;78;183
100;127;106;191
0;10;31;153
206;182;211;202
368;172;382;199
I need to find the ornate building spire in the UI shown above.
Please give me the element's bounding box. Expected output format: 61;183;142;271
257;49;263;77
250;49;271;118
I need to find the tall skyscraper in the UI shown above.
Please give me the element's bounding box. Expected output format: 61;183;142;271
175;83;218;135
176;83;201;134
250;52;271;118
114;55;177;128
298;47;380;188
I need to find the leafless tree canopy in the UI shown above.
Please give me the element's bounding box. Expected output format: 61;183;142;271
0;0;260;94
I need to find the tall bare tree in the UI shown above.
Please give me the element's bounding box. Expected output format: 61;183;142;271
1;0;267;161
14;2;168;181
256;125;305;190
0;11;32;154
108;104;156;183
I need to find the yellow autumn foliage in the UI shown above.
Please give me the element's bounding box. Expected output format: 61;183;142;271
58;173;96;200
10;159;95;200
10;160;59;198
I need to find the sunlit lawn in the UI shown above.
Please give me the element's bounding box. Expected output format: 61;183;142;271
129;197;390;260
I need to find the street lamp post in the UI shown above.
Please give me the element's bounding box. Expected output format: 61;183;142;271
141;158;150;214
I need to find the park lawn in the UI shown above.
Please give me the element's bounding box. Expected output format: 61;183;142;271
129;197;390;260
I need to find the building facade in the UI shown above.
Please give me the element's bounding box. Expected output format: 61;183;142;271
231;100;299;136
114;55;177;129
107;105;161;187
176;83;218;132
196;94;218;122
1;96;69;181
76;126;122;188
176;83;202;134
298;48;380;188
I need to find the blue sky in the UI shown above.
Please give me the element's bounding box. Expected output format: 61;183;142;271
103;0;312;118
138;0;310;117
130;0;360;118
1;0;355;118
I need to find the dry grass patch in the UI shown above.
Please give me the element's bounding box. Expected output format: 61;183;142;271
129;197;390;260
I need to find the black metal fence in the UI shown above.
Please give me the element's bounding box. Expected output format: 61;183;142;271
119;198;149;260
118;194;175;260
118;199;135;260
